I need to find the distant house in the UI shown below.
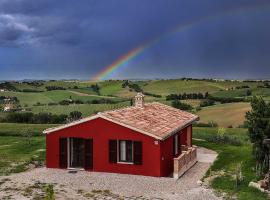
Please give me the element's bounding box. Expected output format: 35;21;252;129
44;93;199;178
0;89;5;92
3;104;13;112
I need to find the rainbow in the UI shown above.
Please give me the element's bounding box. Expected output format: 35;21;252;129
93;3;270;81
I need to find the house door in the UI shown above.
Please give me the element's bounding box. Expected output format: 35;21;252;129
69;138;85;168
84;139;93;170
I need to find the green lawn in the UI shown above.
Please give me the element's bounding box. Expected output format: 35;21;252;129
0;123;56;136
193;127;249;144
197;103;251;127
0;136;45;175
193;127;268;200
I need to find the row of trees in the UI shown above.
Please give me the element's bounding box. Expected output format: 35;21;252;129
122;81;143;92
166;92;209;101
1;111;82;124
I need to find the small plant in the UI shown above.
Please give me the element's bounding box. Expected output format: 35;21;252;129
44;184;55;200
235;162;244;188
217;127;226;138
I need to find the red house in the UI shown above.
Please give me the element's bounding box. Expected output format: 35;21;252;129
44;93;199;178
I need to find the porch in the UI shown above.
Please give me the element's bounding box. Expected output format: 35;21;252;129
173;145;197;179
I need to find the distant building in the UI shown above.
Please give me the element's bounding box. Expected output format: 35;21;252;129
3;104;12;112
0;89;5;92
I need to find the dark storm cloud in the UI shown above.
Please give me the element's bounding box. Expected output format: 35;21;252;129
0;0;270;79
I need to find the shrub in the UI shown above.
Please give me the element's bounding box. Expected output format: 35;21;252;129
166;92;208;101
143;92;162;98
69;111;82;121
2;112;68;124
46;86;66;91
193;121;218;127
45;184;55;200
200;99;215;107
171;100;193;111
59;100;71;105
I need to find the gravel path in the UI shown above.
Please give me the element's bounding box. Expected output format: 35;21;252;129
0;147;220;200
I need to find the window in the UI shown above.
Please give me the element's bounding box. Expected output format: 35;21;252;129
119;140;133;162
109;140;142;165
174;134;179;156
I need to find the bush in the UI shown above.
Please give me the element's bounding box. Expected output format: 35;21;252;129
166;92;208;101
59;100;71;105
193;121;218;127
2;112;68;124
200;99;215;107
74;100;84;104
45;184;55;200
208;95;245;103
207;134;242;146
69;111;82;121
33;102;46;106
171;100;193;111
45;86;66;91
143;92;162;98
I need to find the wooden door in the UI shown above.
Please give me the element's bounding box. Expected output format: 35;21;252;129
84;139;93;170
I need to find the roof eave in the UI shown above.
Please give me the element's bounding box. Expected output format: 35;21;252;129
160;116;200;141
43;113;163;140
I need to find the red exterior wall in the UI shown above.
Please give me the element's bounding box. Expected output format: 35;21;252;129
159;125;192;177
46;117;193;177
46;118;161;177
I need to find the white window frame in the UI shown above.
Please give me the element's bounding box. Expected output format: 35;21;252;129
117;140;134;164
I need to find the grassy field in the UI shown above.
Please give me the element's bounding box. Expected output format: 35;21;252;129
0;136;45;175
197;103;251;127
0;123;56;136
193;127;268;200
141;79;263;96
30;102;129;116
0;123;55;175
0;90;122;106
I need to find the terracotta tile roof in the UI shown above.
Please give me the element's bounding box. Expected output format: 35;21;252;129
99;102;199;140
44;102;199;140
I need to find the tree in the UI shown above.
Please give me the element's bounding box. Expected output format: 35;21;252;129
171;100;193;111
246;96;270;176
246;89;252;96
69;111;82;121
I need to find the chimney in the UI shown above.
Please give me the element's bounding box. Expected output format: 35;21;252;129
134;93;145;108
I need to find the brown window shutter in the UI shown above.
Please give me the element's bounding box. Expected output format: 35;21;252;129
109;140;117;163
84;139;93;170
133;141;142;165
59;138;67;168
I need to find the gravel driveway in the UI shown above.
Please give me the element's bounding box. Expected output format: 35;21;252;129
0;147;219;200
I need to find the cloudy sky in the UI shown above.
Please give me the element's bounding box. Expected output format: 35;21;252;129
0;0;270;80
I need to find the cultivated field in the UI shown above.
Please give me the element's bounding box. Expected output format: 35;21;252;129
197;102;251;127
